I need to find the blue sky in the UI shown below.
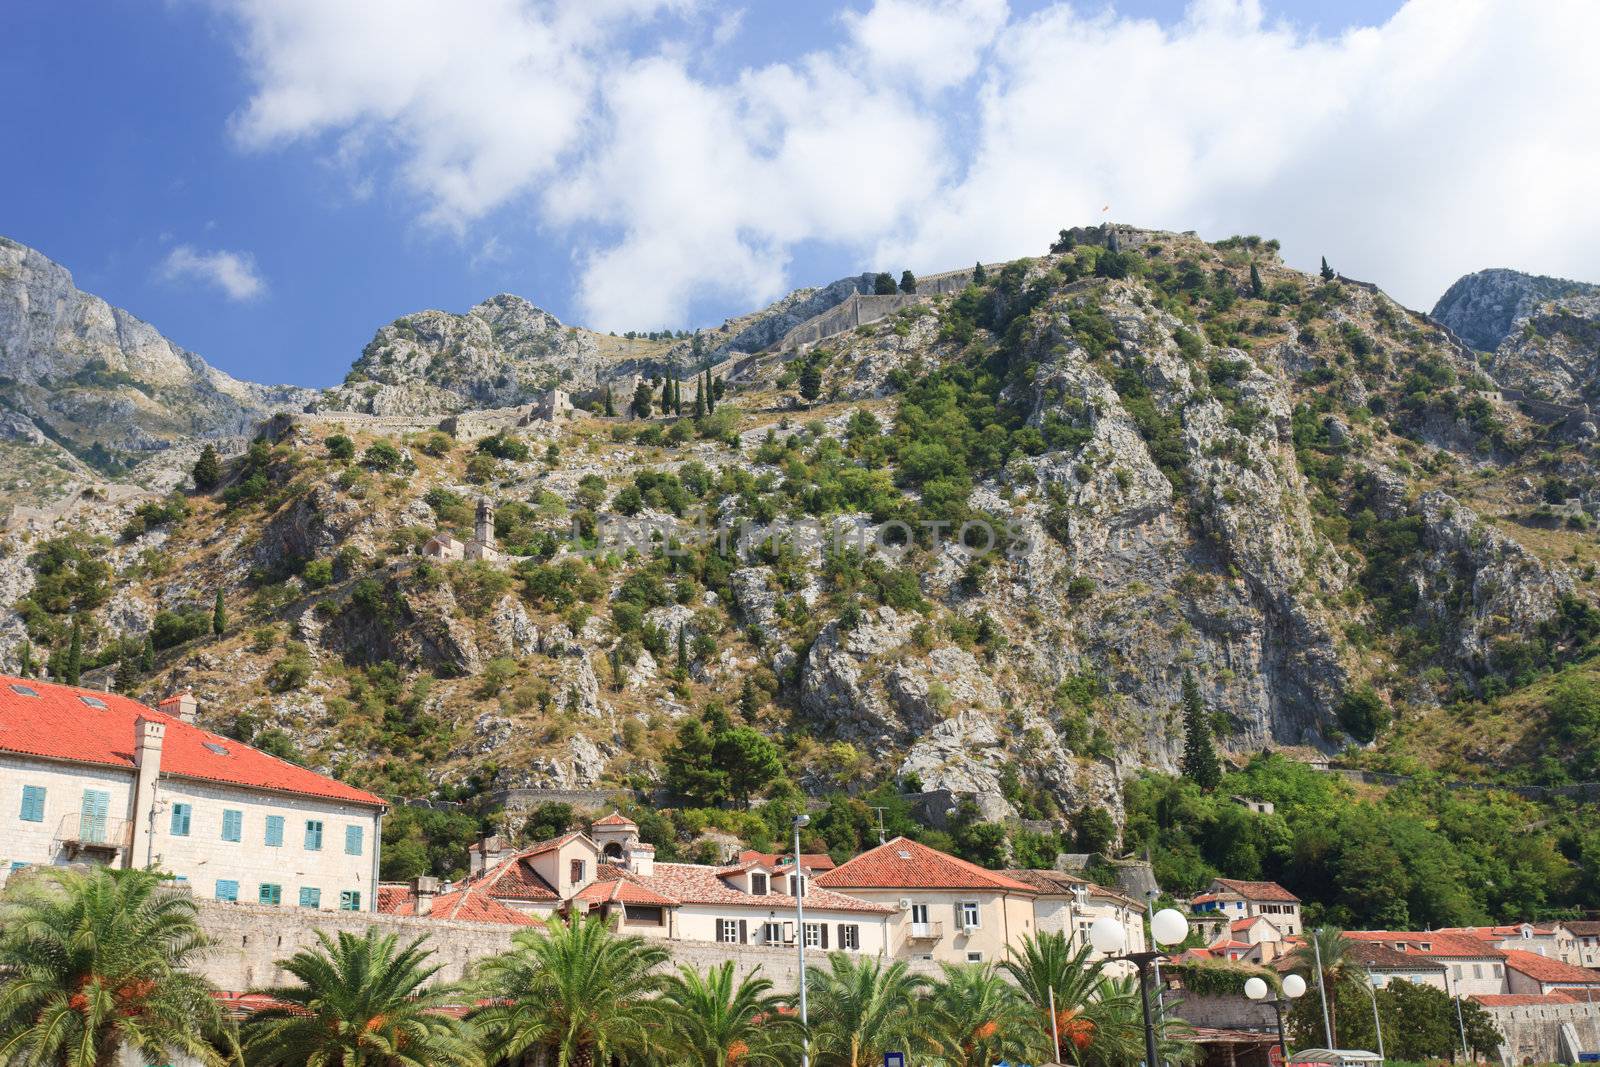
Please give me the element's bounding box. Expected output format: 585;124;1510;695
3;0;1594;389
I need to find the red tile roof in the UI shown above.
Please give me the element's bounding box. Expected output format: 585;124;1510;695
1565;921;1600;937
377;882;541;926
1212;878;1299;903
816;837;1037;893
1502;949;1600;986
0;676;382;807
1002;868;1143;908
1473;992;1583;1007
1346;940;1448;972
592;812;637;828
737;849;838;872
1346;931;1508;960
571;875;678;909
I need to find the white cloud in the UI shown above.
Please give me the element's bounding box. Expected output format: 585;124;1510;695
215;0;1600;325
158;246;268;301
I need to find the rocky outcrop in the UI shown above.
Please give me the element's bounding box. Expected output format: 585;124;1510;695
1485;293;1600;407
1432;267;1598;353
0;236;314;468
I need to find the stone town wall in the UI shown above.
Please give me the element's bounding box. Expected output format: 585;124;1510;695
1479;997;1600;1064
190;899;942;993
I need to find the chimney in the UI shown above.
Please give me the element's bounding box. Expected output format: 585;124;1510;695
629;842;655;877
412;875;440;916
469;834;515;877
132;717;166;866
158;691;198;724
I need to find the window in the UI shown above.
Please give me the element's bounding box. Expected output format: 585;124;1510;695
299;887;321;909
9;684;37;696
789;874;807;897
751;872;768;895
79;790;110;843
967;951;984;963
264;815;284;847
958;901;982;930
78;695;106;708
1472;964;1483;979
169;802;192;837
304;820;323;851
221;809;242;842
839;924;860;951
345;824;364;856
763;921;785;945
571;858;586;884
804;923;823;948
623;904;664;925
718;919;741;944
203;742;229;755
259;883;282;906
339;891;361;911
1453;965;1463;980
19;785;45;823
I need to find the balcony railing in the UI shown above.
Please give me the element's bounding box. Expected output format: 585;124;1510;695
907;921;945;942
56;813;133;856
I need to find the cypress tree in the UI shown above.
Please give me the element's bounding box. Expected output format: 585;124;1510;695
17;642;33;678
212;589;227;635
661;378;672;412
1181;670;1222;789
799;360;823;406
603;384;616;417
712;376;725;402
140;632;155;673
631;381;654;419
192;444;222;491
694;382;706;418
973;260;986;283
114;649;139;693
704;368;716;413
1320;256;1335;281
739;675;760;719
64;617;82;686
899;269;917;294
1249;262;1264;298
676;626;688;671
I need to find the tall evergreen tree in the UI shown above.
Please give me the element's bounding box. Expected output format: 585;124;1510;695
872;271;898;295
1250;262;1264;298
739;675;760;719
676;626;688;671
64;617;83;686
712;375;725;402
693;382;706;418
799;359;823;406
1320;256;1335;280
973;260;987;283
899;269;917;294
191;444;222;492
1181;670;1222;789
631;381;654;419
661;377;672;413
114;648;139;693
704;368;716;413
17;642;33;678
211;589;227;635
140;632;155;673
603;384;616;417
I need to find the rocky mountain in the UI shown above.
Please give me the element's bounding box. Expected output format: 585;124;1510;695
4;225;1600;871
1431;267;1599;352
0;237;315;492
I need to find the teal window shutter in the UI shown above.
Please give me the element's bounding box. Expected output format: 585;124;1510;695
264;815;284;847
298;887;321;909
19;785;45;823
304;820;322;851
345;824;364;856
221;809;242;842
215;880;238;902
169;803;191;837
339;890;361;911
259;883;281;906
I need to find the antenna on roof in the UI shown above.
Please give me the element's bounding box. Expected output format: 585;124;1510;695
870;806;888;846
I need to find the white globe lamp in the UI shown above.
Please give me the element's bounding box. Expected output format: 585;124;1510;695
1283;973;1307;999
1244;976;1269;1001
1150;907;1189;947
1089;915;1126;956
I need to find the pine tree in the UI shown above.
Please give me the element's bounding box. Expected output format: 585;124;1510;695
712;376;725;402
64;617;83;686
114;649;139;693
212;589;227;635
1181;670;1222;789
973;260;986;283
1320;256;1335;281
1250;262;1264;298
799;360;823;406
192;444;222;491
872;271;897;295
631;381;654;419
140;632;155;673
603;385;616;417
899;269;917;294
694;382;706;418
17;642;33;678
739;675;760;719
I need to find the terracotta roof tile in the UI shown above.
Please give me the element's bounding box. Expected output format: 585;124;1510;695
1002;868;1144;908
1502;949;1600;985
647;863;892;913
572;876;678;908
377;882;542;926
816;837;1037;893
592;812;637;827
1347;940;1448;971
1473;992;1582;1007
1564;921;1600;936
0;675;382;807
1346;931;1508;960
1212;878;1299;903
737;849;837;871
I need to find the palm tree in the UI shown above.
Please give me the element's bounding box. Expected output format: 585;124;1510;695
1286;927;1367;1048
0;866;227;1067
1079;974;1196;1067
242;926;480;1066
652;961;802;1066
804;954;931;1067
472;915;668;1067
1002;932;1111;1063
926;963;1037;1067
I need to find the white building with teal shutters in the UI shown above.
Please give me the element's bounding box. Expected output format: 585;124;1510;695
1;676;385;913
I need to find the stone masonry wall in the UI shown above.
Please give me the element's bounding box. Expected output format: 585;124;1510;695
1481;998;1600;1064
191;899;943;993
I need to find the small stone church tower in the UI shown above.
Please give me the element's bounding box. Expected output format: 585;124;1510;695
475;497;495;550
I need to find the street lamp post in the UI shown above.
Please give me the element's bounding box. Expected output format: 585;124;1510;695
1090;908;1190;1067
1247;973;1307;1065
793;813;810;1067
1365;976;1386;1063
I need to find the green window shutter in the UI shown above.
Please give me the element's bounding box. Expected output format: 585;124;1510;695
339;890;361;911
259;883;281;906
169;803;191;837
298;887;321;909
221;809;242;842
19;785;45;823
264;815;284;847
345;824;364;856
304;820;322;851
